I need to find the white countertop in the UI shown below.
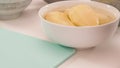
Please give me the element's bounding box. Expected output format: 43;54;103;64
0;0;120;68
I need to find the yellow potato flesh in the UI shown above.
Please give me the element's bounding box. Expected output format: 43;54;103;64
66;4;99;26
96;12;114;25
45;4;114;27
45;11;74;26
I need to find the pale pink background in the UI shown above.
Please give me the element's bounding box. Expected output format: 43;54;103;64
0;0;120;68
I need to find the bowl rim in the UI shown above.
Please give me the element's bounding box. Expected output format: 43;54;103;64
39;0;120;29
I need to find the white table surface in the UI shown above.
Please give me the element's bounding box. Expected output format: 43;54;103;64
0;0;120;68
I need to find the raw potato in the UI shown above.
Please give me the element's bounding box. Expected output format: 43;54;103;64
45;4;114;27
96;12;114;25
65;4;99;26
45;11;74;26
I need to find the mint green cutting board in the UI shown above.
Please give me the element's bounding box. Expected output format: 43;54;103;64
0;29;75;68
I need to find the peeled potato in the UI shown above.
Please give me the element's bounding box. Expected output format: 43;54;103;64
65;4;99;26
45;11;74;26
96;12;114;25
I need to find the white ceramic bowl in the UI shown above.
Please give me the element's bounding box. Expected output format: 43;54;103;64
39;1;120;48
0;0;32;20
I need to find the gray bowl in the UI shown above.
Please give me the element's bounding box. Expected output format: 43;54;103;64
0;0;32;20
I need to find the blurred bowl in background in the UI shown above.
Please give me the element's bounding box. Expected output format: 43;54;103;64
0;0;32;20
